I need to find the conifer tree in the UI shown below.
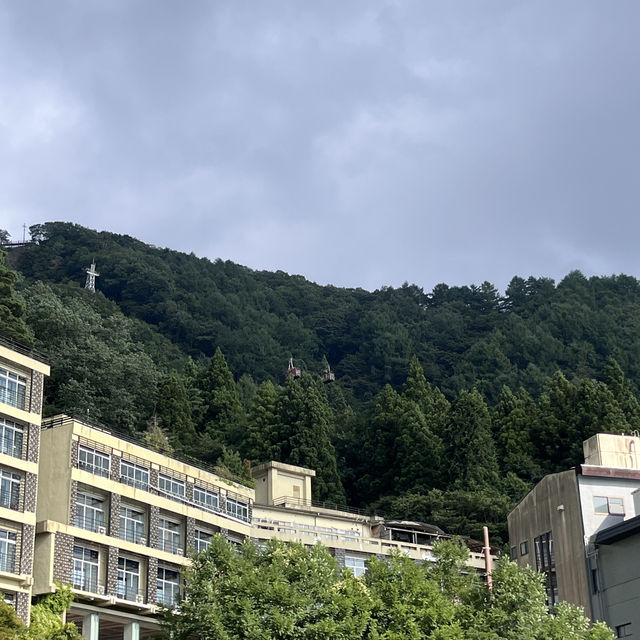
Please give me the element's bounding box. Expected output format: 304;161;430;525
242;380;278;463
271;376;345;504
201;347;245;446
604;357;640;428
156;373;197;451
445;388;500;489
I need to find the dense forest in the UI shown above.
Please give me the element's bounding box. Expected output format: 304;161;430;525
4;221;640;544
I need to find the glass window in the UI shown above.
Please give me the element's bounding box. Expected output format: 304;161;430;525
0;469;21;510
616;623;632;638
157;567;180;607
72;546;99;593
120;506;146;544
226;497;249;522
78;446;110;478
594;496;625;516
0;367;27;410
510;546;517;560
194;529;212;553
120;460;150;491
0;528;17;573
519;541;529;556
0;418;23;458
75;493;106;533
345;555;367;578
193;486;219;512
159;474;185;501
117;557;141;601
158;517;182;554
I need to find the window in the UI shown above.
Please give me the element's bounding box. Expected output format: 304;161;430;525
226;497;249;522
75;493;106;533
345;555;367;578
2;592;15;607
534;532;557;608
0;528;17;573
510;546;517;560
0;418;23;458
120;506;146;544
0;469;20;510
158;474;185;501
0;367;26;410
72;546;99;592
157;567;180;607
120;460;150;491
193;486;219;513
616;623;632;638
194;529;212;553
158;517;182;554
117;557;141;601
594;496;625;516
519;541;529;556
78;446;110;478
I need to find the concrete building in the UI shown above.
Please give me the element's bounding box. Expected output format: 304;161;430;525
508;433;640;632
0;337;49;624
30;416;492;640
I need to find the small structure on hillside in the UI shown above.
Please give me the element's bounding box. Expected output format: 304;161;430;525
84;262;99;292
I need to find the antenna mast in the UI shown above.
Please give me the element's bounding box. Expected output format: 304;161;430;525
84;261;100;292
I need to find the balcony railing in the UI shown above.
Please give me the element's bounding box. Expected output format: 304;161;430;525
0;388;26;412
157;539;183;555
72;577;98;593
78;461;110;478
74;514;107;534
120;475;149;491
0;550;17;573
0;492;20;511
0;434;23;458
116;587;143;602
119;528;146;545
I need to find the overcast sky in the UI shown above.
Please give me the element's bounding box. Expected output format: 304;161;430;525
1;2;639;292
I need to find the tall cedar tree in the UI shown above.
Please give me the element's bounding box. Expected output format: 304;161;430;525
155;373;197;452
271;376;346;504
0;249;32;345
445;388;500;489
242;380;278;463
201;348;245;446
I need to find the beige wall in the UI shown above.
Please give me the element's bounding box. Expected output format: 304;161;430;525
584;434;640;470
508;469;591;616
38;423;74;524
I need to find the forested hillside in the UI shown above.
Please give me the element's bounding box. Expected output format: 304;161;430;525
5;221;640;544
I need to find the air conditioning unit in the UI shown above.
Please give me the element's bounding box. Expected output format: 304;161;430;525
135;594;144;604
138;537;146;546
175;548;183;556
98;526;106;535
97;585;105;595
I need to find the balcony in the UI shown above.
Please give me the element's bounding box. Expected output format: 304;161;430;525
0;387;26;412
116;587;144;603
75;514;107;535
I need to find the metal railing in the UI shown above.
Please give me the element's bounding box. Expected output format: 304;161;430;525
0;492;20;511
157;539;183;555
271;496;370;517
74;514;107;534
116;587;143;602
78;460;110;478
0;434;23;459
0;334;48;364
0;550;17;573
119;528;146;545
72;577;98;593
120;475;150;491
0;388;26;411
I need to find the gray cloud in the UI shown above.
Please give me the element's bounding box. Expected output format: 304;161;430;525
1;1;639;292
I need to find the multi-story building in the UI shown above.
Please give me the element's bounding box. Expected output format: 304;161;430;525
508;433;640;632
33;416;493;640
0;337;49;624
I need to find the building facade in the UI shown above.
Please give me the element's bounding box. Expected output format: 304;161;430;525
0;338;49;624
508;433;640;634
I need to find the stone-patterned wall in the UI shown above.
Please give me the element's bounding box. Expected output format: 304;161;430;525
71;440;78;468
110;454;122;482
26;423;40;464
53;533;74;583
185;482;194;503
28;371;44;416
331;547;346;567
24;472;37;513
106;546;119;596
146;556;158;604
150;468;159;490
186;517;195;552
109;492;121;538
68;481;78;526
15;592;30;625
149;506;159;548
19;523;35;575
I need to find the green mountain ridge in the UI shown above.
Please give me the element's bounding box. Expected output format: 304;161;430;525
5;220;640;544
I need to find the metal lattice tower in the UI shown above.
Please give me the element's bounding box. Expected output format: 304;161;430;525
84;262;100;292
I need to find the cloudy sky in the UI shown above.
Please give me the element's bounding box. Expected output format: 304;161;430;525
1;2;639;292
